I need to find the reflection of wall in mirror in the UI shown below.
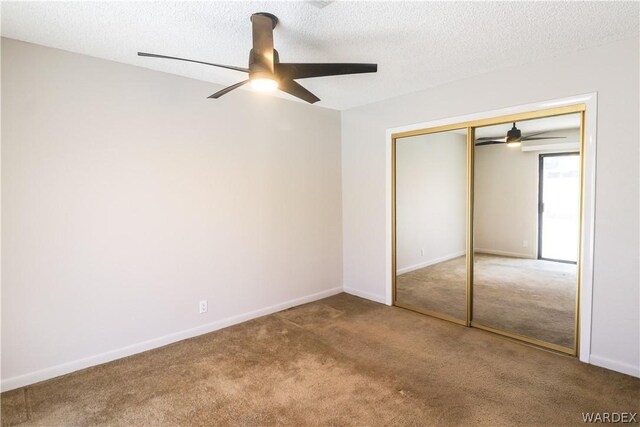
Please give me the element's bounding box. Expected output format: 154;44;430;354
474;127;580;259
396;132;466;274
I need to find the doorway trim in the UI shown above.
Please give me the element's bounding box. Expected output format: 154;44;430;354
384;93;598;364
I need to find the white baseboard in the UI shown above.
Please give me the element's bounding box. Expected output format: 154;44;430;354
1;287;343;392
396;250;466;275
474;248;535;259
589;354;640;378
343;286;386;304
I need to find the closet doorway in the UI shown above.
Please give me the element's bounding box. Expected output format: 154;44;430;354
391;103;586;356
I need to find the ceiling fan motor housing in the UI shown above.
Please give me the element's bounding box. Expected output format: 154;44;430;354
248;13;279;80
249;49;280;79
507;123;522;142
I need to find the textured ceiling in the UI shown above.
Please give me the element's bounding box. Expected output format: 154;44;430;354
2;1;638;110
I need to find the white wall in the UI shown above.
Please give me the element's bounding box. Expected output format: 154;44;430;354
396;132;466;272
341;37;639;376
474;144;539;259
1;38;343;389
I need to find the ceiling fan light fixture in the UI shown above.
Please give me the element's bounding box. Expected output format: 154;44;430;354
250;77;279;91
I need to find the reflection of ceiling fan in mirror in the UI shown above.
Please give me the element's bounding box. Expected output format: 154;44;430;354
475;122;567;147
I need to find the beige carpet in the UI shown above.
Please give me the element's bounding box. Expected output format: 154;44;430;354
396;254;576;348
2;294;637;426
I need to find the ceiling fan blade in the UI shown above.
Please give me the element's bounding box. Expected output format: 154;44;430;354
278;79;320;104
520;131;563;138
522;136;568;141
138;52;249;73
276;63;377;79
475;140;505;146
250;13;275;73
475;136;505;141
207;80;250;99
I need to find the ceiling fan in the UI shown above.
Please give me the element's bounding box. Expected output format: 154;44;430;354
138;12;377;104
475;122;567;147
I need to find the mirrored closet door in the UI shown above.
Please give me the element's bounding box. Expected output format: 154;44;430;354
471;113;582;353
392;105;584;356
393;129;468;324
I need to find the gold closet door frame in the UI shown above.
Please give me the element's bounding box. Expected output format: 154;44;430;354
391;103;586;356
391;125;470;326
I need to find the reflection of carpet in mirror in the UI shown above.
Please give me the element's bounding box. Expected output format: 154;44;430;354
396;256;467;320
396;254;577;349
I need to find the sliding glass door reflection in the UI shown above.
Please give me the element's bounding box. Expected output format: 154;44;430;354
472;114;581;351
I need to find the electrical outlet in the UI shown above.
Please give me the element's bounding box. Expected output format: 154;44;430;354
421;248;425;256
199;300;208;314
